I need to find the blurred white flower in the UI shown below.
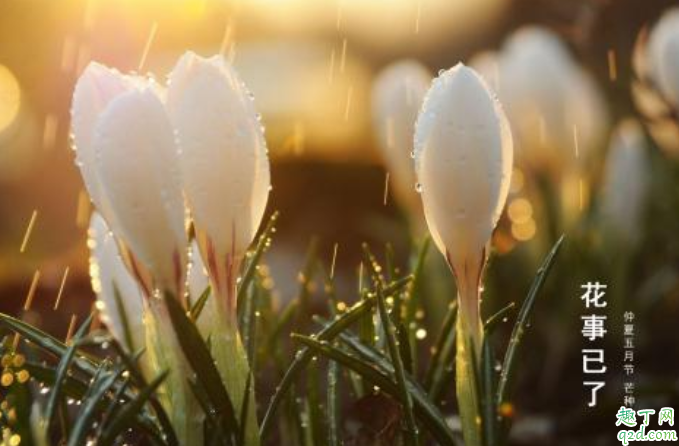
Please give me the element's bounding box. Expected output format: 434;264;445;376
414;63;512;344
489;27;608;174
632;7;679;157
647;8;679;107
167;52;270;317
371;60;431;222
600;119;650;245
88;213;145;352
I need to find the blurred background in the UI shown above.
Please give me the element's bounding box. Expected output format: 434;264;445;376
2;0;679;443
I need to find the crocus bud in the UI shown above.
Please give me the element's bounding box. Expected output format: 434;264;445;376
167;52;270;318
372;60;431;223
91;86;187;297
414;64;512;446
415;63;512;298
647;8;679;107
88;213;145;353
600;119;650;245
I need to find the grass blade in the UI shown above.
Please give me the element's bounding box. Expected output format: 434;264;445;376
424;301;457;392
190;286;211;322
293;334;457;446
259;275;411;439
237;211;279;322
97;370;169;446
162;293;240;439
376;286;419;446
67;368;124;446
44;313;94;433
496;235;565;408
484;302;516;335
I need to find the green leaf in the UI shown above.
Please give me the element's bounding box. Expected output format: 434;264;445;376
162;293;240;440
237;211;279;322
496;235;564;409
0;312;98;374
405;237;431;376
293;334;457;446
45;313;94;433
109;342;179;446
97;370;169;446
481;336;498;446
67;367;124;446
190;285;212;322
376;286;418;446
326;349;340;446
484;302;516;335
237;374;253;446
259;275;411;439
424;301;457;394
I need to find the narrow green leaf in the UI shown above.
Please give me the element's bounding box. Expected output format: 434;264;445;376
162;293;240;438
259;276;411;439
424;301;457;393
97;370;169;446
237;211;279;322
496;235;564;408
190;285;212;322
481;337;498;446
405;237;431;377
484;302;516;335
67;368;123;446
293;334;457;446
109;342;179;446
376;286;418;446
45;313;94;433
326;351;340;446
237;374;252;446
0;312;98;373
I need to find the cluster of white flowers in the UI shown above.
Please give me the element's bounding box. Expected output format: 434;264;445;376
74;52;270;327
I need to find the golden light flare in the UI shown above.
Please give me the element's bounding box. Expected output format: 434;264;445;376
0;65;21;135
511;219;536;242
507;198;533;224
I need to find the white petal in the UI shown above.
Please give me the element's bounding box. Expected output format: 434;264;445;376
72;63;136;224
648;8;679;106
414;64;513;267
93;88;187;294
166;52;270;262
88;213;145;352
371;60;431;216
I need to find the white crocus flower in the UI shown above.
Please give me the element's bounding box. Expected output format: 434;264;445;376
90;85;188;297
415;62;512;347
600;119;650;246
414;63;512;446
88;213;145;353
167;52;266;446
372;60;431;225
647;8;679;107
167;52;270;320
